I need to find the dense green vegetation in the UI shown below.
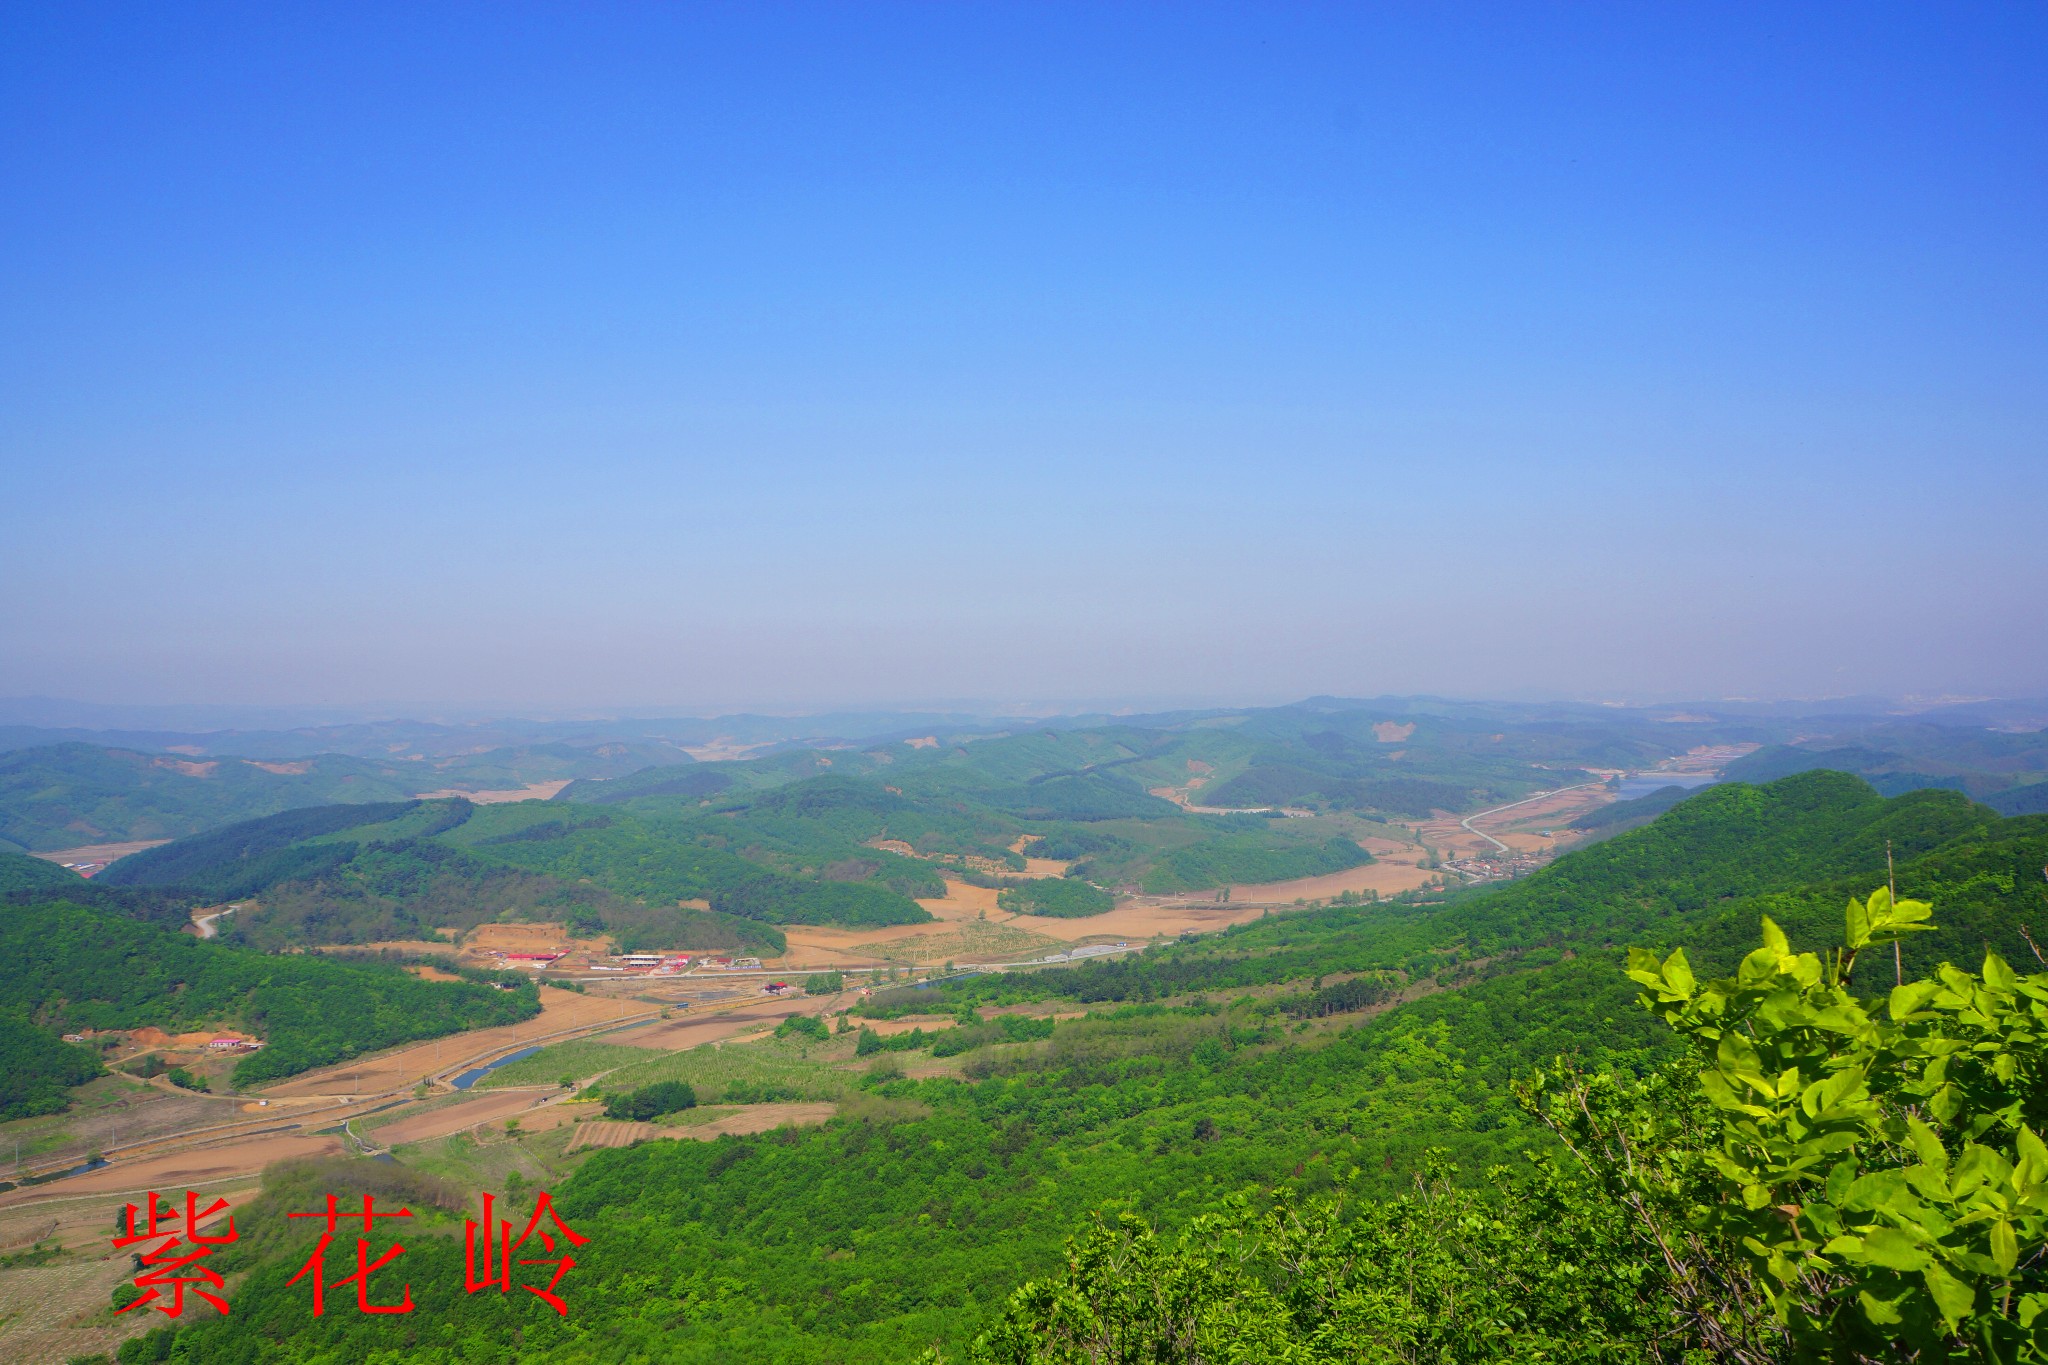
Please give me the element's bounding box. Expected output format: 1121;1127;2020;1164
1996;781;2048;816
1571;781;1701;830
0;1012;102;1119
101;773;2048;1363
81;751;1397;948
976;889;2048;1363
0;848;82;894
1139;828;1371;893
995;877;1114;917
97;799;429;893
1019;827;1127;862
1723;723;2048;806
603;1079;699;1120
89;800;786;954
0;900;539;1085
0;736;699;851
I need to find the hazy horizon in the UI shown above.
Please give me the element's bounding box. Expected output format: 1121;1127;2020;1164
6;5;2045;710
3;688;2043;739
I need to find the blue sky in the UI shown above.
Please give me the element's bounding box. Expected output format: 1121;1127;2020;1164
3;3;2044;712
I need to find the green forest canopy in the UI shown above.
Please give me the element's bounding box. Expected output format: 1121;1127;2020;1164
106;775;2048;1363
0;900;539;1087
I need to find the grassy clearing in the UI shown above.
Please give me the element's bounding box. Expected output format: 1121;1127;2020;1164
474;1039;651;1089
599;1032;854;1103
390;1123;587;1195
877;918;1061;964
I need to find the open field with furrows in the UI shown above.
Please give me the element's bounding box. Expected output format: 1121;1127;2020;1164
566;1103;837;1153
567;1119;654;1150
361;1089;566;1145
0;1248;189;1363
0;1135;344;1215
603;997;822;1050
258;984;659;1098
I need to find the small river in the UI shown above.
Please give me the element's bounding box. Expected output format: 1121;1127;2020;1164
450;1046;543;1090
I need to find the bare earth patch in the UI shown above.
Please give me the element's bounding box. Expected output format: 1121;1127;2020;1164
368;1091;549;1145
0;1135;343;1211
568;1103;835;1152
916;880;1005;920
608;999;821;1051
1226;860;1436;902
26;839;170;872
408;780;571;803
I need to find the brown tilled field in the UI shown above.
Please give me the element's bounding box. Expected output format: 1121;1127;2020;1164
1225;858;1437;903
367;1090;551;1145
0;1135;343;1214
681;1102;835;1138
566;1121;651;1151
860;1016;957;1036
463;922;574;951
854;918;1062;966
609;998;819;1051
914;879;1004;920
567;1103;836;1153
1011;899;1269;940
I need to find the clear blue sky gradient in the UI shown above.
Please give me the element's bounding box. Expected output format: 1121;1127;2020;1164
3;3;2044;710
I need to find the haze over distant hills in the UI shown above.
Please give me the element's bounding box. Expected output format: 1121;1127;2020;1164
3;692;2044;854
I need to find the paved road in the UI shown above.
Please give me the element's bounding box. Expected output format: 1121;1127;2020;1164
191;905;239;939
1457;782;1606;854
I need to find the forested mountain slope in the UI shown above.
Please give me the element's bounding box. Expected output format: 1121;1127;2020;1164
0;738;698;852
78;765;1378;950
0;847;83;894
117;774;2048;1363
0;898;539;1091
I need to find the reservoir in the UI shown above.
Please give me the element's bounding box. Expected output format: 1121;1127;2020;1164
451;1045;542;1090
1616;773;1720;801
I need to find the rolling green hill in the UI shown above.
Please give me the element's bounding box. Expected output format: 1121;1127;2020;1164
0;738;698;852
95;801;787;953
111;773;2048;1363
0;848;83;894
0;898;540;1090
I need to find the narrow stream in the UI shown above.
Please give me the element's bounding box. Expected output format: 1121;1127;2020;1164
450;1045;543;1090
